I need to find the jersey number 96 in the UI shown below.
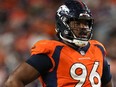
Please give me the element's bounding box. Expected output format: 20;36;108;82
70;62;101;87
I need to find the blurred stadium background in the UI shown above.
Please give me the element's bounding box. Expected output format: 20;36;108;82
0;0;116;87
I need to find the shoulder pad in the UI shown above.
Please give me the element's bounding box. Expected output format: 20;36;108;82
89;40;106;56
31;40;64;55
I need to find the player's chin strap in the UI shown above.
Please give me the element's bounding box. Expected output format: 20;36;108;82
59;33;88;47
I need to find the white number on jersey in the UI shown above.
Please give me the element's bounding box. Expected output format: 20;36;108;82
70;62;101;87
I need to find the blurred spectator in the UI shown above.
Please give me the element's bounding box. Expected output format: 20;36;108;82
105;28;116;87
0;0;63;87
0;48;7;87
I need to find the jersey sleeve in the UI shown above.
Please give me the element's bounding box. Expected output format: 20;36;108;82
26;54;53;75
101;59;112;86
31;40;51;55
30;40;56;72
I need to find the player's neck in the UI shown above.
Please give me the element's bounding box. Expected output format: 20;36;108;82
60;40;90;53
61;40;81;50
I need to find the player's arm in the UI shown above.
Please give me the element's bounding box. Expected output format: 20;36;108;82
5;54;53;87
103;80;114;87
101;59;113;87
4;62;39;87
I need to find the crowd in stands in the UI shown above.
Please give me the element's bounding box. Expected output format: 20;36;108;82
0;0;116;87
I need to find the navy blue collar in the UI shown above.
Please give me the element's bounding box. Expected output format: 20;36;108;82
71;42;90;54
59;40;90;54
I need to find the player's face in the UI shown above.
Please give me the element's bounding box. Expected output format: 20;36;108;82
69;20;91;40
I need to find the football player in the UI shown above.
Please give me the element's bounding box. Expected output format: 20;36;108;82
5;0;113;87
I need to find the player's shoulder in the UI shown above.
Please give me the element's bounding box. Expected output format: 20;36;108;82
89;40;106;53
89;40;105;47
33;40;64;47
31;40;64;55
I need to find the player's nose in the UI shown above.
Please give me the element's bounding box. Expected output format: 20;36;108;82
80;23;89;28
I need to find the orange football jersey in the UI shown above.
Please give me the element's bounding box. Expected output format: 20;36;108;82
31;40;105;87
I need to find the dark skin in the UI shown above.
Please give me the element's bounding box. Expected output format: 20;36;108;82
69;20;91;40
4;62;40;87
